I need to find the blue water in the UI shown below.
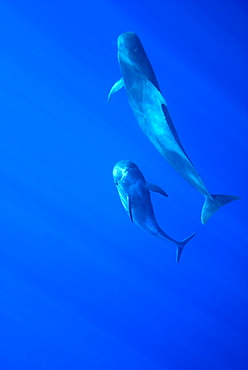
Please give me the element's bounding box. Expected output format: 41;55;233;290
1;1;247;369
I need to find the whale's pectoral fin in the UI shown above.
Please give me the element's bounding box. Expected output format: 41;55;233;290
146;182;168;197
127;196;134;223
107;78;124;103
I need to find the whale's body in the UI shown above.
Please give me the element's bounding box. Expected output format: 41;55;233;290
109;32;240;224
113;160;196;263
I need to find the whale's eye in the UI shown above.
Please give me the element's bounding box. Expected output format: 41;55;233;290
131;46;137;51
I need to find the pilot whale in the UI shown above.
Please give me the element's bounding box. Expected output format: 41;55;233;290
108;32;240;224
113;160;196;262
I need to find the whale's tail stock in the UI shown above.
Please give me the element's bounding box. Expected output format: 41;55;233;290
201;194;241;225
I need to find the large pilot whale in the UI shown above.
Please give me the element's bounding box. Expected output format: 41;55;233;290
113;160;196;262
108;32;240;224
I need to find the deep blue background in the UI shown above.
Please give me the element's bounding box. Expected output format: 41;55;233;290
1;1;247;369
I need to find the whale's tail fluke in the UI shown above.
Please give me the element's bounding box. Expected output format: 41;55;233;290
201;194;241;224
176;232;196;263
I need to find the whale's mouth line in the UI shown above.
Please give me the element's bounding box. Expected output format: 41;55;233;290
116;167;135;185
116;171;127;185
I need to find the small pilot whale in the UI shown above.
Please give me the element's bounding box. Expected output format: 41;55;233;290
113;160;196;263
108;32;240;224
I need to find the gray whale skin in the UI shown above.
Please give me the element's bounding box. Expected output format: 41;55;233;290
113;160;196;263
109;32;240;224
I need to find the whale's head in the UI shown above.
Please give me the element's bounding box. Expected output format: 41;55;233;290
113;160;139;186
117;32;160;91
117;32;144;66
118;32;141;53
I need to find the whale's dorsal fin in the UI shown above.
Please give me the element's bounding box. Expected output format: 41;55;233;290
127;196;134;223
145;79;193;163
146;79;167;105
146;182;168;197
108;78;124;103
